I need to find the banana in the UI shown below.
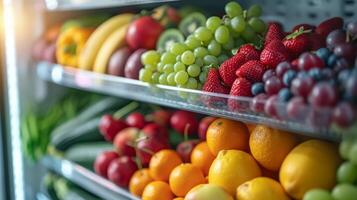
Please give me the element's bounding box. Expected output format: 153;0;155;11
93;24;129;73
78;13;134;70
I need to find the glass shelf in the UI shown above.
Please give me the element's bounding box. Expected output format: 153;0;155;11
36;61;341;141
44;0;178;11
41;156;139;200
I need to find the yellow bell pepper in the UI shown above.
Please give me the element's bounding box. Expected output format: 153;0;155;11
56;27;93;67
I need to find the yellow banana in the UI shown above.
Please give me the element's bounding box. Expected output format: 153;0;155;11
78;13;134;70
93;24;129;73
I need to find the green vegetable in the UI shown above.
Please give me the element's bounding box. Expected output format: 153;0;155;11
53;177;100;200
64;142;112;169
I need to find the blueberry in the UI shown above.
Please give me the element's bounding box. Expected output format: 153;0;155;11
327;54;338;68
338;69;351;84
251;82;265;96
278;88;293;102
308;68;324;81
297;71;309;78
315;48;331;62
283;70;297;87
321;68;334;80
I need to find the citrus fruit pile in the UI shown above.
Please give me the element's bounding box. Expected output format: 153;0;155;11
119;117;341;200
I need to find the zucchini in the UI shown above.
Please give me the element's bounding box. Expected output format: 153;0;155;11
51;117;104;151
64;142;113;169
54;177;100;200
51;97;129;144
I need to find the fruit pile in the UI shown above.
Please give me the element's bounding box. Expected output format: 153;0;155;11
139;2;266;89
94;108;342;200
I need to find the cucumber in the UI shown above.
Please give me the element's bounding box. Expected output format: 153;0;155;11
64;142;113;169
54;177;100;200
52;117;104;151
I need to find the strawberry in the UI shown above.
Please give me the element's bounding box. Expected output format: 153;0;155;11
228;78;252;111
316;17;344;38
260;39;291;69
309;32;325;51
219;53;246;87
203;68;229;94
236;60;265;82
238;44;260;61
202;68;230;107
292;24;315;32
264;22;285;47
283;27;311;58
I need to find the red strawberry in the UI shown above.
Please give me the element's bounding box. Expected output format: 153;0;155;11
228;78;252;111
219;53;246;87
283;27;312;58
309;32;325;51
292;24;315;32
236;60;265;82
316;17;344;38
238;44;260;61
260;39;290;69
264;23;285;47
203;68;229;94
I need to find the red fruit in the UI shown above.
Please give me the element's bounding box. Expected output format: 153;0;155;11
236;60;265;83
264;23;285;47
137;136;169;166
308;82;338;108
276;62;292;78
238;44;260;61
250;93;269;113
228;78;252;111
94;151;119;178
297;52;324;71
203;68;230;94
283;28;311;57
333;102;356;128
291;76;315;99
265;76;283;95
198;116;216;140
316;17;344;38
99;115;129;142
219;53;246;86
309;33;325;51
287;96;307;121
142;123;169;142
170;111;199;135
126;16;164;50
176;140;200;163
126;112;146;129
260;40;290;69
107;156;138;187
262;69;276;82
151;109;172;127
113;127;138;157
264;95;279;118
292;24;315;32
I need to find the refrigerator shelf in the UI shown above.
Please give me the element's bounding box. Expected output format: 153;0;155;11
43;0;178;10
36;61;341;141
41;156;139;200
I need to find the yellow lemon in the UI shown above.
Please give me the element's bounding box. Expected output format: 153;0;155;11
236;177;291;200
208;150;261;196
280;139;342;199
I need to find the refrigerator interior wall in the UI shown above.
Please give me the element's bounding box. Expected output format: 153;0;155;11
1;0;357;199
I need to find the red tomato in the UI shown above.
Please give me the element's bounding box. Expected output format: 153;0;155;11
126;16;164;50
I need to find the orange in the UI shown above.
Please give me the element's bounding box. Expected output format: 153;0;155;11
142;181;174;200
206;118;249;156
249;125;298;171
173;198;184;200
245;123;256;133
129;169;153;197
191;142;215;176
169;163;206;197
208;150;261;196
149;149;182;181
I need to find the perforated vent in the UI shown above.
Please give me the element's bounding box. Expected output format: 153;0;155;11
247;0;357;29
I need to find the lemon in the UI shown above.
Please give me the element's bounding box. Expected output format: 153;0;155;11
208;150;261;196
280;139;342;199
236;177;290;200
185;184;233;200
